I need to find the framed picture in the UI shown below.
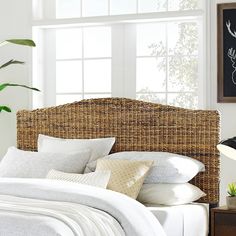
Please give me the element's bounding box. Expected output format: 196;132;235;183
218;3;236;103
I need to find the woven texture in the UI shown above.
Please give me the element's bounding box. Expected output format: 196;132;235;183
96;159;153;199
17;98;220;204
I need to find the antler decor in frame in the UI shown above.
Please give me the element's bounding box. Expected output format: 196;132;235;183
218;3;236;103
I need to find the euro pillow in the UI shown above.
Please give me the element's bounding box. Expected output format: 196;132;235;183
0;147;90;178
47;169;111;188
38;134;115;163
86;151;205;183
137;183;206;205
96;159;153;199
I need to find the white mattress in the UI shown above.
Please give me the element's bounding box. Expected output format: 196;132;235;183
146;203;209;236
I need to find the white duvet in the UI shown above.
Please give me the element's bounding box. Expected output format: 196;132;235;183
0;178;165;236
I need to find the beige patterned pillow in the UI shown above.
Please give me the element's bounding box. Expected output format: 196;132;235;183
47;169;111;189
96;159;153;199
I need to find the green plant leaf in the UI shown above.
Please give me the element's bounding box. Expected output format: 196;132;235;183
0;60;25;70
0;83;40;92
0;39;36;47
228;182;236;196
0;106;11;113
0;38;39;114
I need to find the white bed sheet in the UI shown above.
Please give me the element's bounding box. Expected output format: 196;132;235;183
0;178;166;236
146;203;209;236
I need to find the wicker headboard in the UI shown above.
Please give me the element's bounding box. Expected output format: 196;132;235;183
17;98;220;204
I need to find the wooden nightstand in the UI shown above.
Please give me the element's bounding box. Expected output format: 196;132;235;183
211;206;236;236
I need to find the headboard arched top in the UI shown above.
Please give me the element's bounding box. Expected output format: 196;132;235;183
17;98;220;204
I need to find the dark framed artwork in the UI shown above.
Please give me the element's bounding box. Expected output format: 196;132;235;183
218;3;236;103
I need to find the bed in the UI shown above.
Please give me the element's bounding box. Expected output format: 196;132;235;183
1;98;220;236
147;203;209;236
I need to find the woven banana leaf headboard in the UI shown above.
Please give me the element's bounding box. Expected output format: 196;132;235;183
17;98;220;204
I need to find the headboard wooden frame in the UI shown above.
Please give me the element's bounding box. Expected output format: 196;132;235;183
17;98;220;204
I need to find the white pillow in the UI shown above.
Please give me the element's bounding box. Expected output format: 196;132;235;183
38;134;115;163
0;147;90;178
47;169;111;188
85;151;205;183
137;183;206;205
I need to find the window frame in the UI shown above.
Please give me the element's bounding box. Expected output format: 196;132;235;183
32;1;208;109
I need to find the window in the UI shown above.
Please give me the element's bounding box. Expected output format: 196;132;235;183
55;26;111;105
32;0;206;109
34;0;202;19
136;21;199;108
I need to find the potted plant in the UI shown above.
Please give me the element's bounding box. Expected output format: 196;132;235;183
227;182;236;209
0;39;39;113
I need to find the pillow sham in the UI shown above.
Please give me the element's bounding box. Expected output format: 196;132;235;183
96;159;153;199
38;134;115;163
47;169;111;188
86;151;205;183
0;147;90;178
137;183;206;205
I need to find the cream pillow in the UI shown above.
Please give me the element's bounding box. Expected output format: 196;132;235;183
96;159;153;199
47;169;111;189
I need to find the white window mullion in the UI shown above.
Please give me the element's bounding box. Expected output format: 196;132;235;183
136;0;138;13
198;17;205;109
108;0;110;15
81;28;85;99
111;24;136;98
111;24;125;97
44;29;56;107
33;10;204;27
165;22;168;105
123;24;136;99
80;0;83;17
201;0;210;109
32;0;43;20
32;28;44;109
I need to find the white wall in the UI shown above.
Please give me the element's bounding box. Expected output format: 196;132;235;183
0;0;235;205
0;0;32;158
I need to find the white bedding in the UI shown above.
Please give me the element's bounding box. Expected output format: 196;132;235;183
0;178;166;236
146;203;209;236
